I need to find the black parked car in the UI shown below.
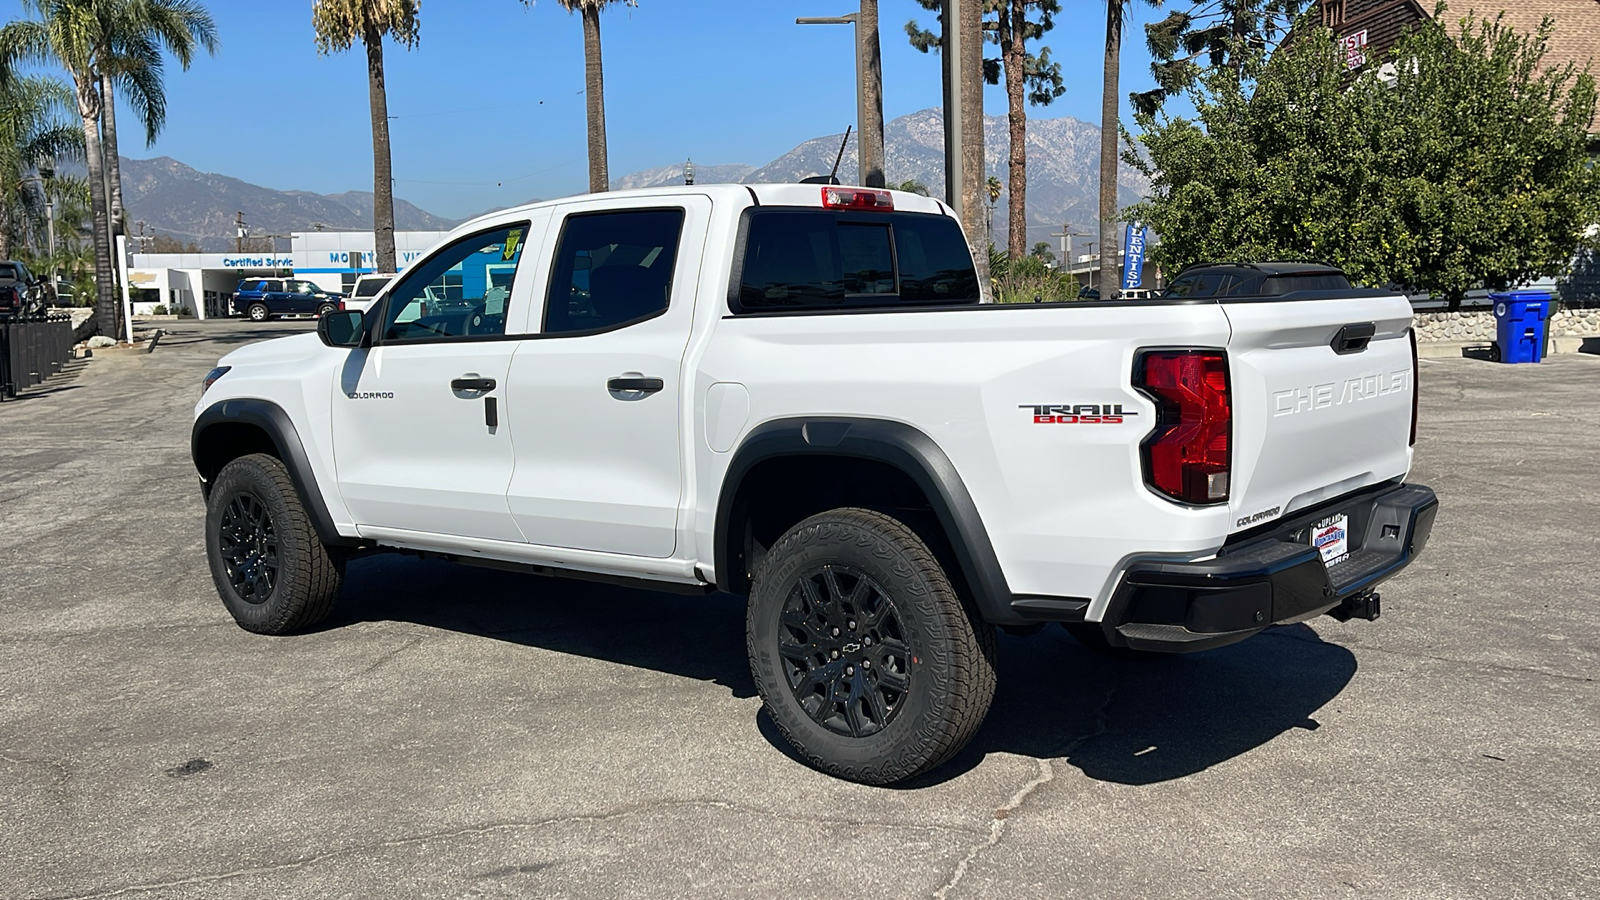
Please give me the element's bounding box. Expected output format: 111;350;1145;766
0;260;45;316
232;278;345;321
1163;262;1352;298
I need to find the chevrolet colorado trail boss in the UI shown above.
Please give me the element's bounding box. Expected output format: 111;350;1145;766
192;184;1438;784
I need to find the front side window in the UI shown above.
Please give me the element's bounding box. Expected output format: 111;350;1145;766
544;208;684;334
381;223;528;341
735;209;978;311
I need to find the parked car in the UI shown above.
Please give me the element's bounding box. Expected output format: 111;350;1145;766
1164;262;1352;298
344;272;396;314
231;278;345;321
193;184;1434;785
0;260;45;315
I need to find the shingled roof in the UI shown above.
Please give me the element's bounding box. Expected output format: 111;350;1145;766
1456;2;1600;130
1314;0;1600;131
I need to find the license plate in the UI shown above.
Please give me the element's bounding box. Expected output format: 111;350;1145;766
1311;514;1351;567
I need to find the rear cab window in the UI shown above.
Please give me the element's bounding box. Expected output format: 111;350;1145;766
733;209;978;312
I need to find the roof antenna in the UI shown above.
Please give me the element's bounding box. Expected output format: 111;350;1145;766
800;125;851;185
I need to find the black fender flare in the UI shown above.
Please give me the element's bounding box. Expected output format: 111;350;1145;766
713;417;1022;625
191;398;350;546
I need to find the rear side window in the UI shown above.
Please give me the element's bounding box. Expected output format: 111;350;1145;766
1166;272;1227;298
354;276;390;298
735;209;978;311
1261;273;1351;294
544;208;684;335
0;264;17;280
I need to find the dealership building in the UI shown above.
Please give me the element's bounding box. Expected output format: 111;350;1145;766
125;230;449;319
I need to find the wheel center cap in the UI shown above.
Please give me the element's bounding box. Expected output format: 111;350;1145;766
841;641;861;654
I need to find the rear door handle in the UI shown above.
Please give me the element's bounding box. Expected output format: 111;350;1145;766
607;375;664;393
451;376;496;392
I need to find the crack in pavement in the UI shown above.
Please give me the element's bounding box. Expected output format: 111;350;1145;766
30;797;982;900
931;684;1119;900
0;751;71;789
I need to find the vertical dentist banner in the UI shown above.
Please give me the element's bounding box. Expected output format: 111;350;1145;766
1121;222;1148;292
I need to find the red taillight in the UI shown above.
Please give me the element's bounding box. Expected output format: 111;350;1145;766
1137;350;1231;504
820;187;893;210
1408;326;1418;447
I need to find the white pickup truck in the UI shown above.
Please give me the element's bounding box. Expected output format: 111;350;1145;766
192;184;1437;784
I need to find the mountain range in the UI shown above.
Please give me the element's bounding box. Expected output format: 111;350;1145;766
121;108;1147;252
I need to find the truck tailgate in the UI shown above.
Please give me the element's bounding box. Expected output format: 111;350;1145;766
1221;293;1415;534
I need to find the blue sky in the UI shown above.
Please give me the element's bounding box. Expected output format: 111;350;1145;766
1;0;1170;220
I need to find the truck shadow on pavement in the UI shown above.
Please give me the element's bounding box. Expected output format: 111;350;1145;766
331;553;1357;789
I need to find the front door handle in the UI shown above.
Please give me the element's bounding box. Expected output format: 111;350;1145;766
607;375;664;393
451;376;496;392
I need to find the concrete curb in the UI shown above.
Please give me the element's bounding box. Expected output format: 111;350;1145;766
1417;335;1598;359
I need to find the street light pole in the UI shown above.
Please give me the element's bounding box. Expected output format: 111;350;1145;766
797;3;885;188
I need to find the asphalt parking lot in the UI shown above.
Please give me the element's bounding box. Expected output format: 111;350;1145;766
2;319;1596;899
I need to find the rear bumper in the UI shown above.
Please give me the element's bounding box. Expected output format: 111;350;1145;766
1092;481;1438;652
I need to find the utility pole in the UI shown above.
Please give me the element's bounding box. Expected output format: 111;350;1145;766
235;211;246;253
797;2;885;188
941;0;963;219
684;158;695;186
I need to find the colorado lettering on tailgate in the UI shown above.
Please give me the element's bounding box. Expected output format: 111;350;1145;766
1021;404;1138;424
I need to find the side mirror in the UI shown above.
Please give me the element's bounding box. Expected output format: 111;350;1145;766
318;309;367;348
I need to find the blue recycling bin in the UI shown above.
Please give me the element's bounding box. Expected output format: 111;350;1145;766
1489;291;1551;364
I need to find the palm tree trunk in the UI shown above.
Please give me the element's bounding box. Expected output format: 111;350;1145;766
365;26;397;273
581;5;609;193
1098;1;1124;297
75;78;117;339
99;70;125;237
858;0;885;188
959;0;989;299
1003;0;1027;261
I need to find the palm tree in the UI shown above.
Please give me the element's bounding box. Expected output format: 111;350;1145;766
0;72;81;260
0;1;165;337
314;0;419;274
97;0;218;238
1099;0;1161;296
541;0;633;194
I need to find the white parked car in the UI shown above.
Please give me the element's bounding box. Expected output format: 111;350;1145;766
343;272;396;314
192;184;1436;784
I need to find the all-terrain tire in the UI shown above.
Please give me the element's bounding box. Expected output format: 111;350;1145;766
205;453;342;634
747;508;997;785
246;303;270;322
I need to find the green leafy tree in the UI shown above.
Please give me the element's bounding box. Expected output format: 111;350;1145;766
893;178;930;196
1099;0;1162;298
990;1;1066;261
1134;0;1304;115
1;0;197;336
1029;240;1056;264
314;0;419;274
909;1;1066;260
1126;8;1600;308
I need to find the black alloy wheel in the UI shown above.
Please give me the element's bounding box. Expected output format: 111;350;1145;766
205;453;343;634
217;491;278;604
747;507;997;784
778;564;912;738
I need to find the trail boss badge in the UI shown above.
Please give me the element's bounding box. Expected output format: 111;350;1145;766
1021;404;1138;424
